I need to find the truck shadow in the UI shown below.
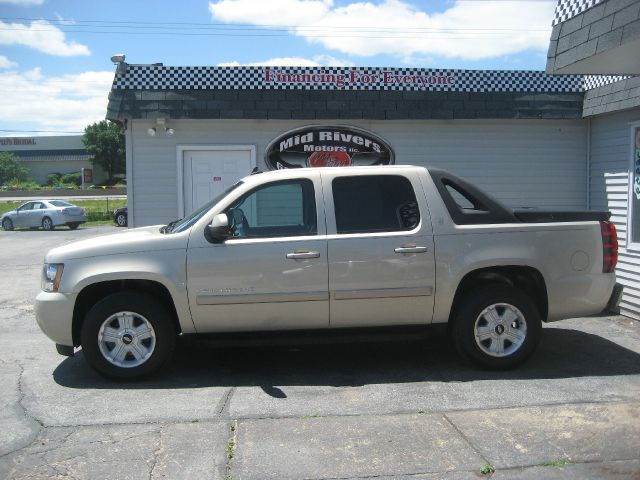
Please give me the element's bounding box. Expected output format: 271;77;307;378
53;325;640;390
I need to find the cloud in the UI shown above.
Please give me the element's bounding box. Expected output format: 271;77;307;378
0;56;18;69
0;0;45;5
208;0;555;61
219;54;354;67
0;20;90;56
210;0;333;26
0;68;113;132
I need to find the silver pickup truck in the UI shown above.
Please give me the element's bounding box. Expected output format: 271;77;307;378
35;166;622;379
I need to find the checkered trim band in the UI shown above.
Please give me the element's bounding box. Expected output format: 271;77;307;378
552;0;605;26
112;66;584;93
583;75;631;90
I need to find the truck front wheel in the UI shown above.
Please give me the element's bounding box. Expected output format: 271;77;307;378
451;285;541;369
80;292;176;380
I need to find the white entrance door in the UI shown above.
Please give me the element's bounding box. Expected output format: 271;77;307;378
183;148;254;215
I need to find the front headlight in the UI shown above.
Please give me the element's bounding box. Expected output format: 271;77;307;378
42;263;64;292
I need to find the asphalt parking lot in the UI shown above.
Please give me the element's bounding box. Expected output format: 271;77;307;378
0;226;639;479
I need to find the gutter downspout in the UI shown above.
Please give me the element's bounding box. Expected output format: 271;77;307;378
586;117;591;210
124;118;134;227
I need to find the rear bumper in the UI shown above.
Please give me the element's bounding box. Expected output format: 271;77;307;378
604;282;624;313
55;216;86;226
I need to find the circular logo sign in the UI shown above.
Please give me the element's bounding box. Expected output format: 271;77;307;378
265;125;394;170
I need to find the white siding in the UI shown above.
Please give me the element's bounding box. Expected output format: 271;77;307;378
130;118;588;226
589;108;640;319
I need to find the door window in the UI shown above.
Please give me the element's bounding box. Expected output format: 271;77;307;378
332;175;420;234
18;203;34;212
227;179;317;238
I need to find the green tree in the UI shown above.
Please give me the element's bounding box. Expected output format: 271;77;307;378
82;120;125;181
0;152;29;185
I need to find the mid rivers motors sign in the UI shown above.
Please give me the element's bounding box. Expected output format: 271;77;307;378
265;126;394;170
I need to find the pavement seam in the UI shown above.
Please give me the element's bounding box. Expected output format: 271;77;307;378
226;398;640;422
298;458;640;480
27;398;640;429
226;419;238;480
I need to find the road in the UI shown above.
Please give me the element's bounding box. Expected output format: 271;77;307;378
0;225;639;479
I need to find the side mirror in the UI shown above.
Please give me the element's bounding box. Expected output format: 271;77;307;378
205;213;230;243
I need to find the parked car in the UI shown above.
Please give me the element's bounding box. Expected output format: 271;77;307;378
2;200;86;231
35;166;621;379
113;206;128;227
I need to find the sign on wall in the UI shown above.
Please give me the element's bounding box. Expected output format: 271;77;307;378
265;126;394;170
0;137;36;146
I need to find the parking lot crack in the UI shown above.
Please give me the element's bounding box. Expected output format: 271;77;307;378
216;387;236;417
15;361;44;428
148;425;164;480
0;360;45;462
442;413;492;467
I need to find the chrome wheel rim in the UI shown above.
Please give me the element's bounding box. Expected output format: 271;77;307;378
42;218;52;230
98;311;156;368
2;219;11;230
116;214;126;226
474;303;527;357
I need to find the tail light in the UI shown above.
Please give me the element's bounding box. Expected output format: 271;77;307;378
600;220;618;273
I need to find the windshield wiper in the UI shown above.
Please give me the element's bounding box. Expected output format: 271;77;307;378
161;218;182;233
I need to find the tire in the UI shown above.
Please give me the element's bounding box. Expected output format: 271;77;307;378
68;223;80;230
115;213;127;227
80;292;176;380
41;217;54;231
2;218;13;231
450;285;541;369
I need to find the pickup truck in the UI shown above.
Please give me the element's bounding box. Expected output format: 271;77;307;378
35;166;622;379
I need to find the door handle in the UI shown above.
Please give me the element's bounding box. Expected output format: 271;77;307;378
286;250;320;260
394;244;428;254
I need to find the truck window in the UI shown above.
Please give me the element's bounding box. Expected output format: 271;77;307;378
228;179;317;238
332;175;420;234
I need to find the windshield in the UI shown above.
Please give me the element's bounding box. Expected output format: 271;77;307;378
168;181;243;234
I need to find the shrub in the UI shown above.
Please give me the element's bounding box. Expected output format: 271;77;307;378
60;172;82;186
0;152;29;185
45;172;63;186
4;178;41;190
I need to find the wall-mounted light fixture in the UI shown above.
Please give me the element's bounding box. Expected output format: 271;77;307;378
147;118;174;137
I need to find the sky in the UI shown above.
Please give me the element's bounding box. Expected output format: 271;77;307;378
0;0;558;135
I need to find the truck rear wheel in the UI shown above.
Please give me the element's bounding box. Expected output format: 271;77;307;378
451;285;541;369
80;292;175;380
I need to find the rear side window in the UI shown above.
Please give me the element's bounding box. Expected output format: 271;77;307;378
332;175;420;234
50;200;72;207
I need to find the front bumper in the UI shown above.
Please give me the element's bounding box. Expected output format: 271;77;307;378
34;290;77;347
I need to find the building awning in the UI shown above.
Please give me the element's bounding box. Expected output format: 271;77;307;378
9;149;91;163
107;66;591;122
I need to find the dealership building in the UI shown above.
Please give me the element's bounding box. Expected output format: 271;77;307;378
106;0;639;318
0;135;105;185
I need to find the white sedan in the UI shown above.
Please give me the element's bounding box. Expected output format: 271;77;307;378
1;200;86;231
